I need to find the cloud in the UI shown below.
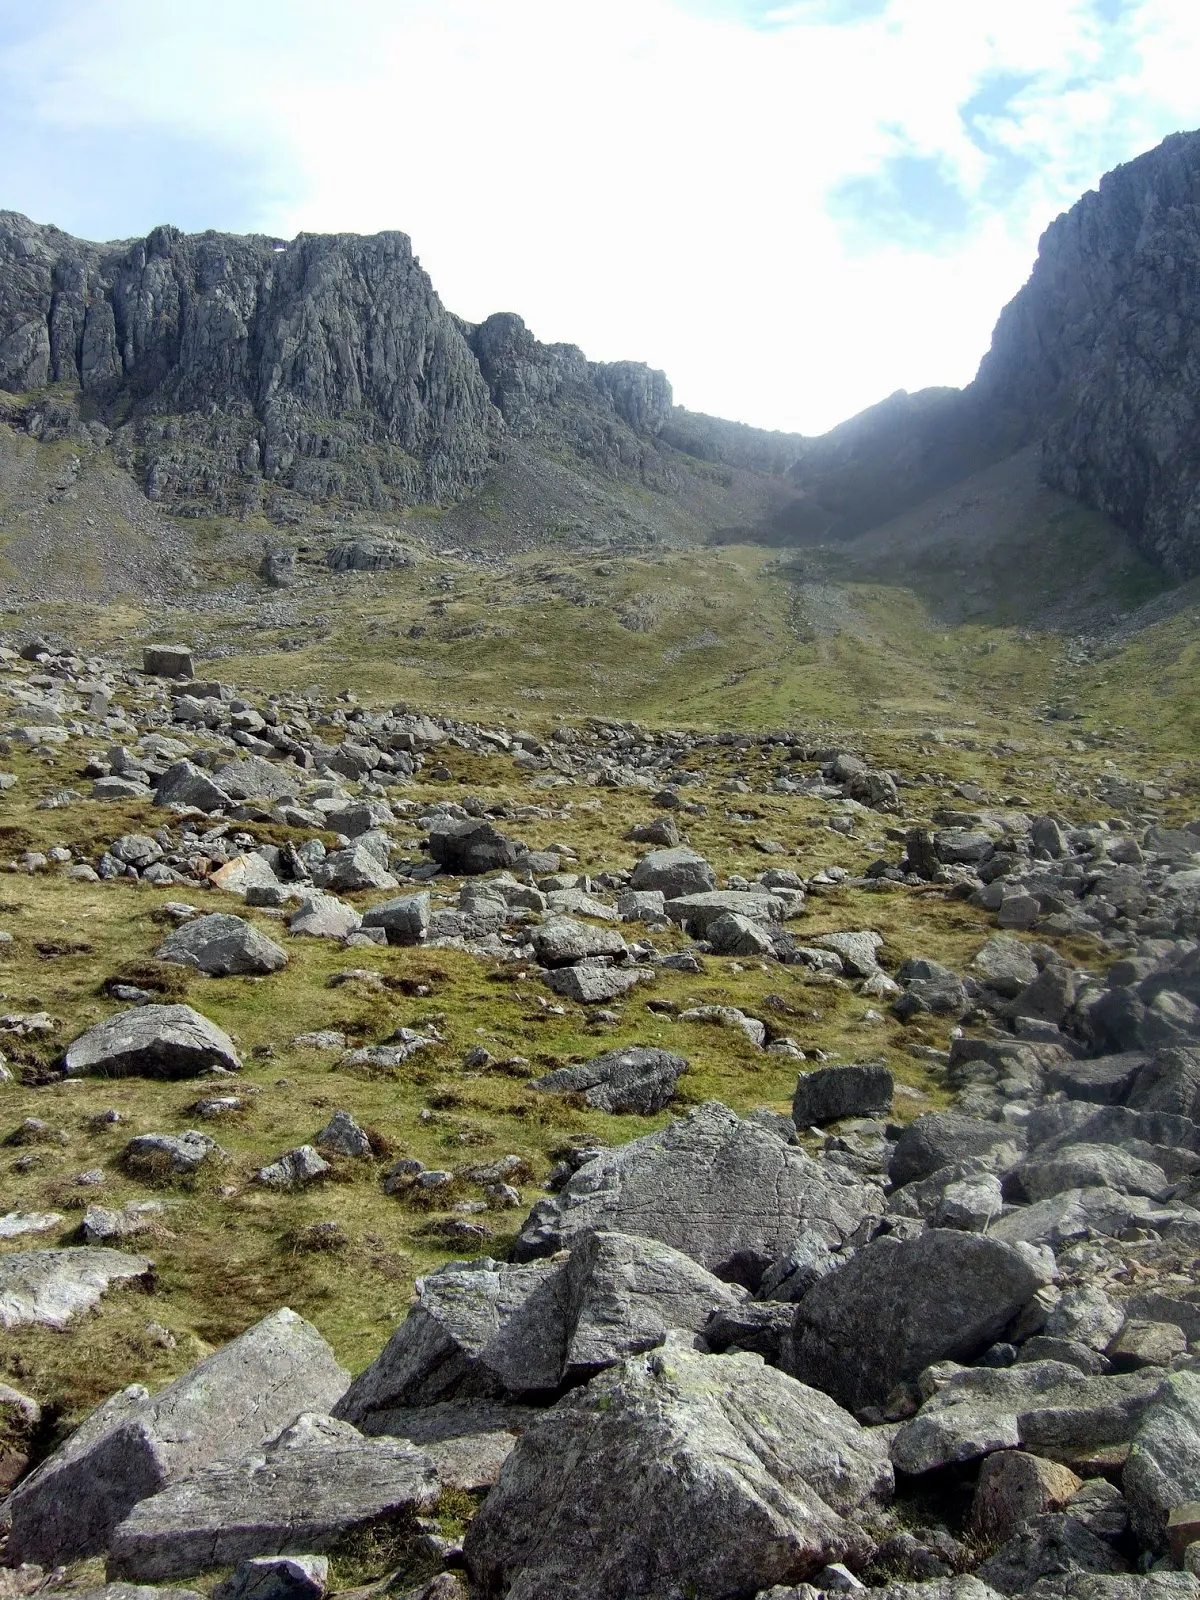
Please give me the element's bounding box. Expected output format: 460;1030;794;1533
0;0;1196;433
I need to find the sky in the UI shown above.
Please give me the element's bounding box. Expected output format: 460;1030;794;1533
0;0;1197;434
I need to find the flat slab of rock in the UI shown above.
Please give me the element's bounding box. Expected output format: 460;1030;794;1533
463;1340;893;1600
0;1210;63;1239
0;1248;152;1332
890;1360;1165;1475
156;915;287;977
890;1112;1025;1188
335;1231;743;1422
530;1046;688;1113
64;1005;242;1079
108;1413;438;1581
513;1101;880;1287
288;894;362;939
8;1307;349;1565
792;1063;893;1126
785;1230;1047;1412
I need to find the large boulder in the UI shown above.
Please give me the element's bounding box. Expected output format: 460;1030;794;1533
212;757;299;804
361;892;431;945
335;1232;743;1426
792;1063;893;1126
1013;1143;1174;1203
1124;1371;1200;1553
0;1248;152;1332
427;820;519;875
462;1341;893;1600
8;1307;349;1564
313;844;398;893
156;915;288;976
629;846;717;899
512;1101;880;1288
664;889;787;937
890;1113;1025;1187
1127;1047;1200;1118
531;917;628;967
287;893;362;940
890;1360;1164;1475
530;1046;688;1114
154;760;232;812
785;1231;1047;1413
64;1005;242;1079
107;1413;437;1581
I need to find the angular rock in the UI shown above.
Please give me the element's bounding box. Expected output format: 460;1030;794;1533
288;893;362;940
665;889;787;936
972;937;1041;998
122;1130;224;1177
360;892;431;945
313;844;398;893
1128;1047;1200;1118
427;820;519;876
629;845;717;899
976;1513;1128;1594
531;917;627;968
792;1064;893;1127
256;1146;331;1189
513;1101;880;1287
107;1413;438;1581
531;1046;688;1114
213;1554;328;1600
154;761;233;812
209;855;281;897
156;914;288;977
890;1113;1024;1188
143;646;194;679
544;964;649;1004
706;911;776;956
970;1451;1084;1542
335;1232;742;1423
785;1231;1047;1412
212;757;299;805
0;1248;152;1333
890;1360;1164;1475
1014;1143;1174;1203
813;931;883;977
1124;1372;1200;1553
8;1307;349;1565
366;1398;530;1492
64;1004;242;1079
313;1110;372;1158
462;1341;893;1600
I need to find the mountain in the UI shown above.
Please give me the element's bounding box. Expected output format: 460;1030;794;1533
0;213;805;542
3;128;1200;583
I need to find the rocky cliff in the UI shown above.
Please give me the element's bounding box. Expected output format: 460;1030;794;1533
786;129;1200;578
0;213;776;526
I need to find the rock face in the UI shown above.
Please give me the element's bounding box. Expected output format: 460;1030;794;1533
512;1101;879;1287
8;1306;349;1564
462;1341;893;1600
785;1231;1046;1412
63;1004;242;1078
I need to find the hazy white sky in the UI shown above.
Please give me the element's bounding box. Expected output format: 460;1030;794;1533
1;0;1197;432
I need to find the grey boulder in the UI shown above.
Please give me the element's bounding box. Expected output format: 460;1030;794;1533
8;1307;349;1564
213;1554;328;1600
785;1230;1047;1412
890;1360;1164;1475
1124;1371;1200;1552
108;1413;438;1581
629;845;717;898
792;1063;893;1126
531;917;627;967
890;1112;1025;1187
287;894;362;940
512;1101;880;1287
665;889;786;936
64;1004;242;1079
156;915;288;977
463;1340;893;1600
155;760;233;812
0;1248;152;1332
361;892;431;945
335;1231;743;1424
122;1130;224;1177
530;1046;688;1114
